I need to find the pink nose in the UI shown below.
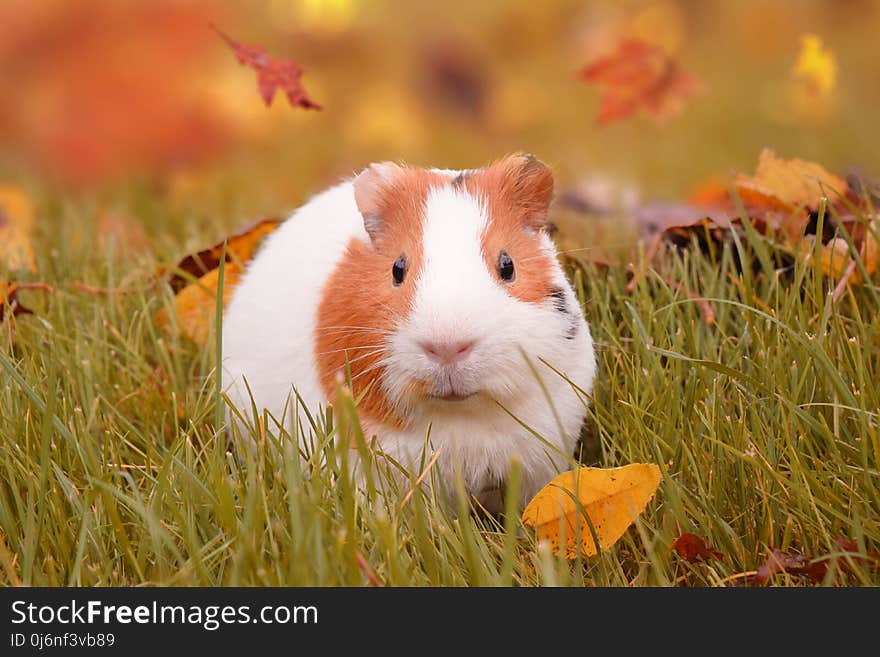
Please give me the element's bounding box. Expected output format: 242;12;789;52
421;339;475;365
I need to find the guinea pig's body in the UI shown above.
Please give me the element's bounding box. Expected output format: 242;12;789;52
222;154;596;506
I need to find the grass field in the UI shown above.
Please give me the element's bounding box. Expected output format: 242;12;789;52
1;185;878;587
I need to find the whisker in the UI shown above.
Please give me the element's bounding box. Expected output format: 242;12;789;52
342;349;387;367
349;359;390;385
315;344;386;357
317;325;394;335
318;323;393;331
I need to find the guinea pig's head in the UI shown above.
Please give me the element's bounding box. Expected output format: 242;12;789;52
316;154;581;426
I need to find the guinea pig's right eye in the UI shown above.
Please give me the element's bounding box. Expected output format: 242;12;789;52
392;255;407;286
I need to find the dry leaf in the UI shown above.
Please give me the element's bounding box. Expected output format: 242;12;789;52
161;266;242;346
0;185;36;273
158;218;281;344
756;538;880;585
215;27;321;110
521;463;662;559
672;532;723;563
735;149;847;213
756;548;828;585
578;39;702;125
0;281;32;324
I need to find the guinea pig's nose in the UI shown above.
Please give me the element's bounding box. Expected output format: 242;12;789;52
420;339;475;365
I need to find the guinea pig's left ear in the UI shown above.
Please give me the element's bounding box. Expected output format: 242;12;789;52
496;153;555;231
353;162;403;242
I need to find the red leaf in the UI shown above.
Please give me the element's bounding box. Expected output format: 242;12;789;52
833;538;880;570
756;549;828;585
672;532;724;563
579;39;701;125
214;26;321;110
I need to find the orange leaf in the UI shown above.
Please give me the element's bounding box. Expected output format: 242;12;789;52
734;149;848;213
579;39;702;125
521;464;662;559
158;218;281;344
215;26;321;110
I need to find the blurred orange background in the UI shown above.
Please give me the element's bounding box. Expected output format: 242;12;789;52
1;0;878;218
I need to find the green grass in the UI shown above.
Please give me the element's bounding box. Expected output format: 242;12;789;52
1;190;879;587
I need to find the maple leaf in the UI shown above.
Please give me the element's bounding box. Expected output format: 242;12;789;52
578;39;702;125
672;532;724;563
215;27;321;110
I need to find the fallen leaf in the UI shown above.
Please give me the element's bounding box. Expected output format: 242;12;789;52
0;281;32;324
166;218;281;293
160;266;242;346
0;185;36;273
833;537;880;570
793;34;836;99
672;532;724;563
756;548;828;585
0;281;52;326
578;39;702;125
735;148;847;214
215;26;322;110
158;218;281;344
521;463;662;559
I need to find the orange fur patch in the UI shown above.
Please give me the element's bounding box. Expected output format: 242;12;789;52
465;154;557;304
316;168;450;427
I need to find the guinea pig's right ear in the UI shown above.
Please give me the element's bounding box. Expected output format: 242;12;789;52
353;162;404;243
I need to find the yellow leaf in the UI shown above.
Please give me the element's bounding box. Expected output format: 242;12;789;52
521;463;662;559
157;218;280;344
792;34;837;99
157;265;242;345
800;218;880;286
0;185;37;273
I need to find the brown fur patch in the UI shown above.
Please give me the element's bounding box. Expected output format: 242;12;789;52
464;154;557;304
316;168;450;427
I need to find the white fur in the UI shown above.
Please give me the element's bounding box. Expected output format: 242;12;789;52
222;171;596;507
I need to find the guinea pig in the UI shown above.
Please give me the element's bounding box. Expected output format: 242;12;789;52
221;153;596;508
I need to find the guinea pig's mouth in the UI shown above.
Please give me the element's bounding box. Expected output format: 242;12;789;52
430;392;477;402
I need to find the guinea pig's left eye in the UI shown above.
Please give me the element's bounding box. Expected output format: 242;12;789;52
498;251;515;282
392;255;407;286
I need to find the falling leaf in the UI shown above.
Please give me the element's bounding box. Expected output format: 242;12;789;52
672;532;724;563
157;218;281;344
792;34;837;99
578;39;702;125
521;464;662;559
0;185;36;273
215;27;322;110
